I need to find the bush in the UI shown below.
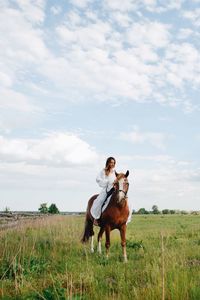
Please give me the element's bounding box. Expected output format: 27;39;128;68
38;203;48;214
162;209;170;214
48;203;59;214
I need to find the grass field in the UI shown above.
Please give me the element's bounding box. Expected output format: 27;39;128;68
0;214;200;299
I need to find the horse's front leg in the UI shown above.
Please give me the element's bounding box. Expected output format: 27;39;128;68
97;227;104;254
105;225;111;259
120;224;127;262
91;235;94;253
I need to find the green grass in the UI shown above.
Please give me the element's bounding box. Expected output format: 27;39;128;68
0;215;200;299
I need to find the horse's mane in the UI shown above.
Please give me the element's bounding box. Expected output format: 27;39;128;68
116;173;126;180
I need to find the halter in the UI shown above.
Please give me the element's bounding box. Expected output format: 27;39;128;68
118;187;129;197
115;179;129;200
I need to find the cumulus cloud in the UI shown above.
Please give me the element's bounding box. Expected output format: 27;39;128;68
0;0;199;113
113;154;200;211
0;132;98;166
13;0;46;24
120;127;169;150
182;8;200;26
50;5;62;15
70;0;92;9
0;89;40;112
126;22;171;48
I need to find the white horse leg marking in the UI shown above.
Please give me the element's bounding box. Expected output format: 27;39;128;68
91;236;94;253
123;247;128;263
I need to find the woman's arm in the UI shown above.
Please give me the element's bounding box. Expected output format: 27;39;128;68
96;169;109;188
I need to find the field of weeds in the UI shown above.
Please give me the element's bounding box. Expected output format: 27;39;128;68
0;214;200;299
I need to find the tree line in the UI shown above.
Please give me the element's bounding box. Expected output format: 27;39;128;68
133;205;199;215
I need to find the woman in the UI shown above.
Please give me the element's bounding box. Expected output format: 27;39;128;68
91;157;117;226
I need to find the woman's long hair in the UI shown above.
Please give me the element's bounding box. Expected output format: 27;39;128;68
105;157;116;176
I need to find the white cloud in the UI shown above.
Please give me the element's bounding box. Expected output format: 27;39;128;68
50;5;62;15
1;1;199;112
126;22;171;48
0;89;39;112
0;4;50;72
0;132;98;166
70;0;91;9
178;28;193;40
110;11;132;27
0;71;13;88
0;2;49;114
66;10;83;26
182;8;200;26
103;0;137;12
104;0;184;14
114;154;200;211
165;43;200;87
13;0;46;24
120;127;169;150
56;21;111;49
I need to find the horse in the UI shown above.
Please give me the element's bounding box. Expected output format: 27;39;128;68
81;170;130;262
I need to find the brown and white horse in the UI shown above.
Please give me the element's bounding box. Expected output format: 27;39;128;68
81;170;130;262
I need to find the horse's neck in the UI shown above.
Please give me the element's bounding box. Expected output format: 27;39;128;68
110;194;127;209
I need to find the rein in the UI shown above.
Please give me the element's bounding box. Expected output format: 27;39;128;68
118;188;128;197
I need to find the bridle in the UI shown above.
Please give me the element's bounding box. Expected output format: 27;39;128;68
101;173;129;211
119;187;129;198
114;178;129;199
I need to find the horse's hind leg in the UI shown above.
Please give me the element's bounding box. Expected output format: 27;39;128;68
91;235;94;253
97;227;104;254
120;224;127;262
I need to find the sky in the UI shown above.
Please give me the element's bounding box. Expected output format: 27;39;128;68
0;0;200;212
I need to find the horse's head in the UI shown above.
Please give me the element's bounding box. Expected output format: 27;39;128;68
114;170;129;203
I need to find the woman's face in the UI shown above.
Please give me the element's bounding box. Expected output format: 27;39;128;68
109;159;116;169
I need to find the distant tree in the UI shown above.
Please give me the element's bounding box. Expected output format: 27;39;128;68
48;203;59;214
180;210;188;215
137;208;149;214
170;210;176;214
38;203;48;214
4;206;10;213
162;209;170;214
152;205;160;214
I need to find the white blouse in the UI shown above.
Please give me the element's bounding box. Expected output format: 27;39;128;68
96;169;116;190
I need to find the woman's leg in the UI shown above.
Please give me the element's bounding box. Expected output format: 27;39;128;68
90;191;107;220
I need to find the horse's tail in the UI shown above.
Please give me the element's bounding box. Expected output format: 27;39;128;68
81;217;94;243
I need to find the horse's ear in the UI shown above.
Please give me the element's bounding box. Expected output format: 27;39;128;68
115;171;119;177
125;170;129;177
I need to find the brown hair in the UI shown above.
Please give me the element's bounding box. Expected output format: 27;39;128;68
105;157;116;176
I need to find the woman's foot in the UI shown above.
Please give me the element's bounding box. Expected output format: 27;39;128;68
93;219;99;226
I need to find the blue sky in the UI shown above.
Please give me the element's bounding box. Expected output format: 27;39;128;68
0;0;200;212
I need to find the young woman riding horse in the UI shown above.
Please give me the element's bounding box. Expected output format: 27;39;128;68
91;157;117;226
81;157;130;262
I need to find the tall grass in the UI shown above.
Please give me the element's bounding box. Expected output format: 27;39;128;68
0;215;199;299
